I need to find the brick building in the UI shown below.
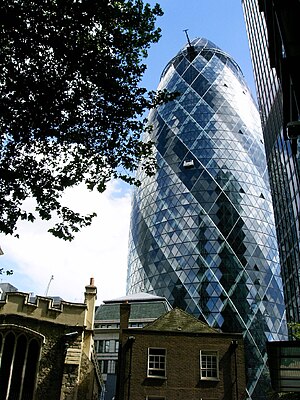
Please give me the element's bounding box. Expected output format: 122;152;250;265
117;306;246;400
0;278;103;400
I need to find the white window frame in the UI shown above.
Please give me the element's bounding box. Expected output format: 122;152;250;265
200;350;219;380
147;348;166;378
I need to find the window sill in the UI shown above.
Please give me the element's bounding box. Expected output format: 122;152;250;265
146;375;167;380
200;378;220;382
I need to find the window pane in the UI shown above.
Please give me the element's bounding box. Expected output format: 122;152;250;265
98;340;104;352
148;348;166;378
201;350;218;379
23;338;40;398
100;360;109;374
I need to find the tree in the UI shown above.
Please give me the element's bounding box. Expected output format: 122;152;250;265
289;322;300;340
0;0;174;240
0;268;13;276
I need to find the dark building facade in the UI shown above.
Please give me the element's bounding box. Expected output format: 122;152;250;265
267;340;300;393
126;38;287;398
242;0;300;325
118;307;246;400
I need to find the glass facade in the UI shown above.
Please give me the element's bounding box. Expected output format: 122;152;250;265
242;0;300;324
127;38;287;399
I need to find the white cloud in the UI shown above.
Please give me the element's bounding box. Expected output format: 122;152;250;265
0;181;132;305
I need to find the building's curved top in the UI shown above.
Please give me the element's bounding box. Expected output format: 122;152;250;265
104;292;167;304
161;37;243;81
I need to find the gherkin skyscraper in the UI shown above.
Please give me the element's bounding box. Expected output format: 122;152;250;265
127;38;287;399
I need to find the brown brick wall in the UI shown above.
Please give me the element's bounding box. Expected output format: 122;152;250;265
120;330;246;400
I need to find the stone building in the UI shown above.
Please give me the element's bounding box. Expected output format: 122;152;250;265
0;278;103;400
117;305;246;400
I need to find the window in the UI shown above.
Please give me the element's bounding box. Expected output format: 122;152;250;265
147;348;166;378
108;359;118;374
98;340;110;353
200;350;219;380
0;327;42;400
99;359;118;374
183;160;194;168
100;359;108;373
97;339;119;353
94;339;100;352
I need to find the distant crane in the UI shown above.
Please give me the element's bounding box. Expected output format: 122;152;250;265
45;275;54;296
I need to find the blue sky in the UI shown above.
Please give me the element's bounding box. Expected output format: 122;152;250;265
0;1;256;304
144;0;255;93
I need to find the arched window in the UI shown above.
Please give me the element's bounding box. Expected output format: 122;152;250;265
0;326;43;400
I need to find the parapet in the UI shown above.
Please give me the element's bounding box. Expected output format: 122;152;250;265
0;291;87;326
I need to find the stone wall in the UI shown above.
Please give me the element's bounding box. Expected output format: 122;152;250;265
0;282;101;400
0;313;85;399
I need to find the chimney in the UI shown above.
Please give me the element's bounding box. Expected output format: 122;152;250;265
116;302;131;400
83;278;97;358
120;302;131;331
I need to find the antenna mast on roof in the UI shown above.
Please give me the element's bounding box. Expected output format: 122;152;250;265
183;29;196;61
45;275;54;296
183;29;192;48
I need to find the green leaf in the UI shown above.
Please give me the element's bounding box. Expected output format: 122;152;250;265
0;0;170;240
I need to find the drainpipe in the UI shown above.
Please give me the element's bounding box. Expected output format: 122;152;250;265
126;336;135;400
231;339;239;400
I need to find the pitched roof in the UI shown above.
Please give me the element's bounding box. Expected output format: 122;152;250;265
143;308;221;334
95;300;171;321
